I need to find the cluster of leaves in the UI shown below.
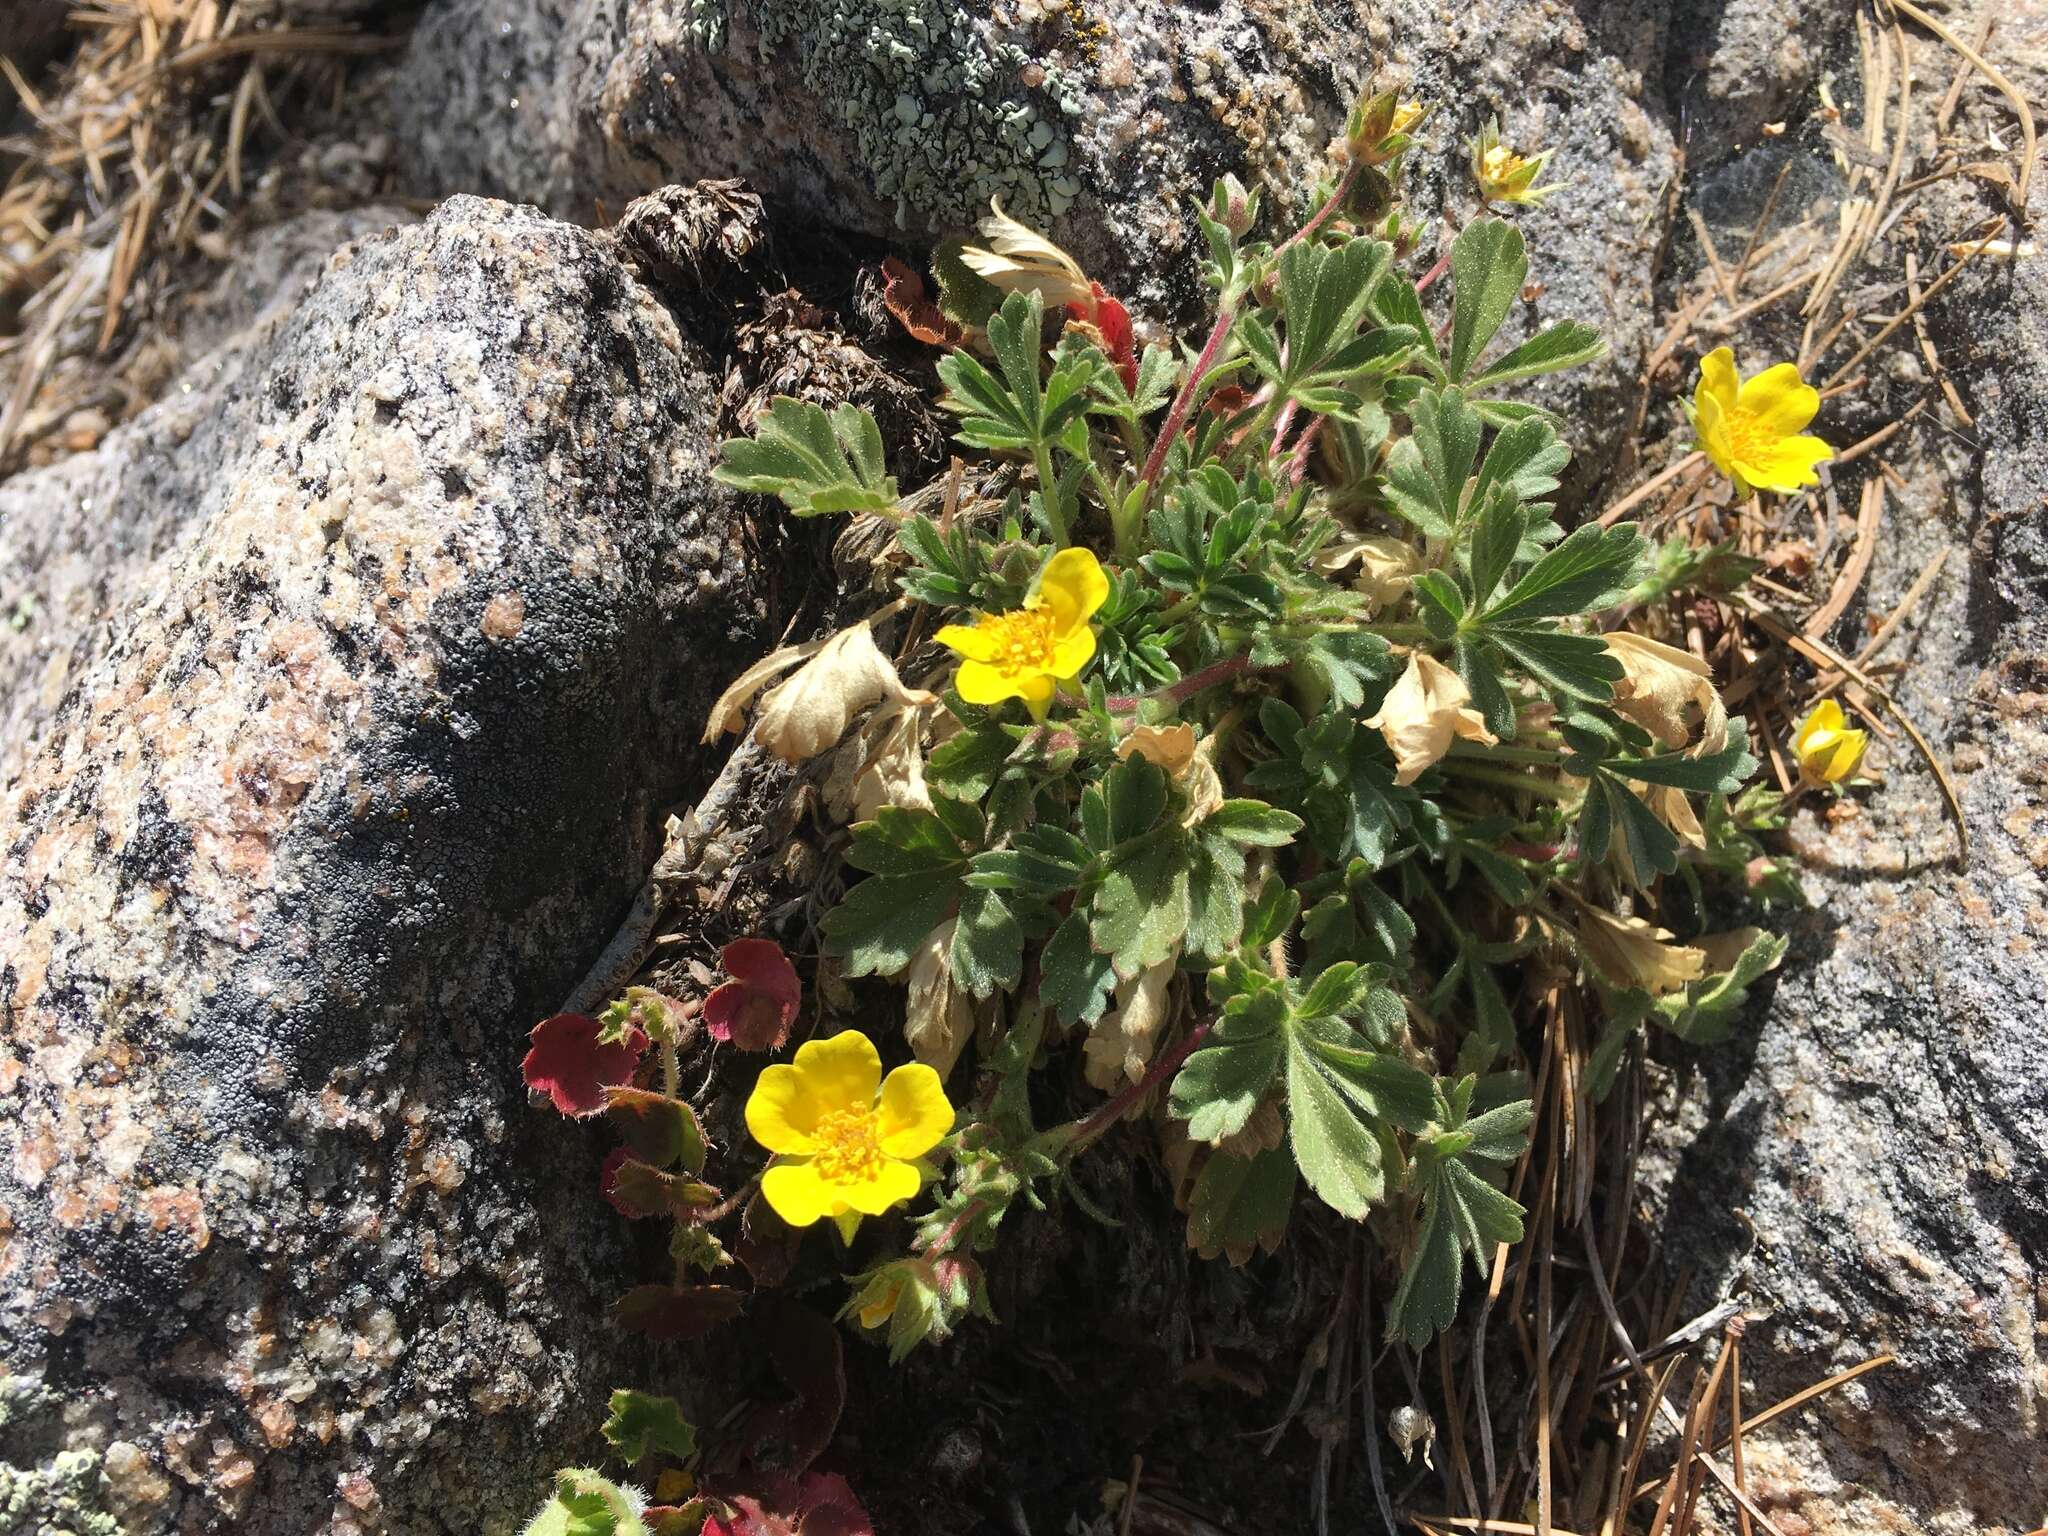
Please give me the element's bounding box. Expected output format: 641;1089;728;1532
717;181;1788;1347
524;105;1800;1523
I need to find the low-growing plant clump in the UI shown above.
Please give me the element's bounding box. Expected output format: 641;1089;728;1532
522;90;1852;1534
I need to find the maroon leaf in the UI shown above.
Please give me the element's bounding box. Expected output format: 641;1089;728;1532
701;1473;874;1536
879;255;966;347
604;1086;708;1172
1065;282;1138;393
522;1013;646;1117
702;938;800;1052
617;1284;745;1340
735;1186;802;1289
608;1158;722;1221
731;1299;844;1477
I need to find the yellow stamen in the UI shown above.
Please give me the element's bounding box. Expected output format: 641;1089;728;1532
981;606;1060;673
812;1106;887;1185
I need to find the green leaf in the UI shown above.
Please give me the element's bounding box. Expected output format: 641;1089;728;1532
1471;414;1571;510
821;873;960;977
1309;1039;1437;1132
1171;1028;1285;1144
1654;929;1787;1043
1489;625;1621;701
1040;910;1117;1026
1448;217;1528;382
950;885;1022;998
1384;386;1482;538
842;807;969;876
1286;1034;1386;1217
1186;1146;1296;1262
713;397;899;516
1483;523;1643;624
927;723;1014;800
1185;831;1248;961
523;1469;649;1536
1092;835;1191;979
1594;719;1759;793
1466;486;1527;612
601;1390;697;1466
1386;1181;1462;1347
1204;799;1304;847
1468;320;1607;388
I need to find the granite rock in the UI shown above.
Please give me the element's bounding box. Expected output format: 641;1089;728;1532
385;0;1678;484
0;196;762;1533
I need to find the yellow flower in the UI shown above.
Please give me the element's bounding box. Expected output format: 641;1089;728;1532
1391;99;1426;135
1689;347;1833;497
1792;699;1867;786
934;546;1109;718
745;1030;953;1240
1471;117;1562;205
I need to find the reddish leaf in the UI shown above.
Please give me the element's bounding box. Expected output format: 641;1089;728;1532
879;255;966;347
1064;283;1138;393
1204;383;1250;417
617;1284;745;1340
600;1146;635;1218
604;1086;708;1172
702;938;800;1052
732;1299;845;1476
522;1013;646;1117
701;1473;874;1536
608;1158;722;1221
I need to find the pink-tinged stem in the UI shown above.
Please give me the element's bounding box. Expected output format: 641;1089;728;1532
926;1196;990;1259
1135;166;1361;515
1415;247;1452;294
1070;1018;1215;1148
1104;654;1283;714
1287;417;1325;485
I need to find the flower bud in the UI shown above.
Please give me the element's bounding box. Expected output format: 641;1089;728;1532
1209;172;1256;238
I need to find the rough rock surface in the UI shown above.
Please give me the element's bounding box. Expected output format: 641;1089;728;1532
1646;52;2048;1536
384;0;1677;480
0;197;761;1533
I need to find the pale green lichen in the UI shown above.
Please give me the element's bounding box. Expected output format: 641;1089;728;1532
689;0;1083;227
0;1379;120;1536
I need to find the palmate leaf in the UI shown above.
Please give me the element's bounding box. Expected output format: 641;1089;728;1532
1383;386;1482;538
822;808;971;976
713;396;898;515
1481;522;1644;624
1385;1087;1533;1346
601;1389;697;1466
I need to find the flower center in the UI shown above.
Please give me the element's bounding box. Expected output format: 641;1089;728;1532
812;1106;886;1185
1720;406;1772;466
1481;145;1523;180
983;606;1060;674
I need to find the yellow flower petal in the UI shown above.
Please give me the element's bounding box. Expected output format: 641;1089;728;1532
1048;623;1097;680
954;656;1021;706
1696;347;1739;415
761;1161;842;1226
1741;433;1832;494
1825;729;1867;781
788;1029;882;1115
836;1156;922;1216
1035;546;1110;630
934;621;999;663
1735;363;1819;435
1017;671;1058;720
875;1062;954;1158
745;1063;823;1155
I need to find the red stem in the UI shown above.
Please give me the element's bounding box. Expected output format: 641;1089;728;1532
1104;654;1281;713
1414;247;1452;294
1134;166;1361;515
1071;1018;1214;1147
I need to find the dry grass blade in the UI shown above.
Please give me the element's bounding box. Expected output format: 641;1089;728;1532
1411;1520;1596;1536
1892;0;2036;215
1804;478;1883;639
1813;546;1947;700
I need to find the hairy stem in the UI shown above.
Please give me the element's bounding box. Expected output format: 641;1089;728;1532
1068;1018;1215;1150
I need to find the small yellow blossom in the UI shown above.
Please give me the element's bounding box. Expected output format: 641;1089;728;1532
934;546;1109;718
746;1030;953;1240
853;1270;908;1331
1347;88;1429;164
1792;699;1867;787
1471;117;1562;205
1689;347;1833;497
